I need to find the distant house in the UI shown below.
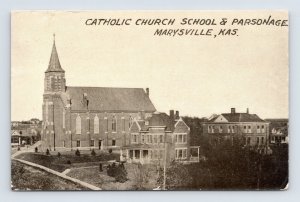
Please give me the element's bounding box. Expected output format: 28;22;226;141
203;108;270;153
11;130;21;147
11;121;19;128
265;119;288;144
11;119;42;146
123;110;199;165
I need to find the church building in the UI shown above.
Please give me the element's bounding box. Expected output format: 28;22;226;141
41;37;156;151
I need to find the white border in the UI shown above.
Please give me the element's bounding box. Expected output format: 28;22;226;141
2;1;299;202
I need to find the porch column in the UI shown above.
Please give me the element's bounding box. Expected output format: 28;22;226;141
133;150;136;159
126;149;129;159
140;150;143;159
120;149;123;161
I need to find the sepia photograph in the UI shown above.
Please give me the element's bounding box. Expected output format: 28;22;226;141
11;11;288;191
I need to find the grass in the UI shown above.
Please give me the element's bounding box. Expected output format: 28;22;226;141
67;163;160;190
15;150;120;172
11;160;88;190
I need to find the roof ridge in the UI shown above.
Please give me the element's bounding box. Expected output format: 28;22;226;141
67;86;145;90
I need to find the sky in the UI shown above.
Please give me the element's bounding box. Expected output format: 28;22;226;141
11;11;288;121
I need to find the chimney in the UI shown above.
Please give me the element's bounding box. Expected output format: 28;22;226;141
246;108;249;114
170;110;175;120
231;108;236;114
146;88;149;96
175;110;179;119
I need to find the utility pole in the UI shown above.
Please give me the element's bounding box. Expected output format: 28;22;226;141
87;112;90;150
53;101;56;151
86;98;90;150
163;133;167;190
70;99;73;151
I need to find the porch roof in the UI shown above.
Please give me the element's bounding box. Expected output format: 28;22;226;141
122;144;154;149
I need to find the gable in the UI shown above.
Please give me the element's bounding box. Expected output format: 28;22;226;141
174;119;190;133
130;121;141;133
213;115;229;123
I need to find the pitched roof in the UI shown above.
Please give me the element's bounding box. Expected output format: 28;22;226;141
211;113;265;123
265;118;288;123
45;39;65;73
148;112;175;131
134;112;176;131
63;86;156;112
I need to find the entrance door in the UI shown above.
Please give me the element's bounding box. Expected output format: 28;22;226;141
98;140;102;150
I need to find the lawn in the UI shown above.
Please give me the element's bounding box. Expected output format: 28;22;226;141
67;163;160;190
11;160;88;190
15;150;120;172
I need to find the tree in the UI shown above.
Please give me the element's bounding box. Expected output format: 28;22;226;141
157;162;193;190
107;162;127;183
75;149;80;156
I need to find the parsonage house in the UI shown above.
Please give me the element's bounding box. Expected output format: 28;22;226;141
41;37;198;163
202;108;271;154
122;110;200;164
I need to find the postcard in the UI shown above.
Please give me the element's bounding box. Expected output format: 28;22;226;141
11;11;288;190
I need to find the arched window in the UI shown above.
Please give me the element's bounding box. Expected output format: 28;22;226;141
76;114;81;134
94;115;99;134
112;116;117;132
62;109;65;129
45;102;49;122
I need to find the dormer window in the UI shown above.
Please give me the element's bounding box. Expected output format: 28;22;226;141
82;93;89;108
129;116;133;129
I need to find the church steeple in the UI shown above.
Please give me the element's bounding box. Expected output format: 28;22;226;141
45;34;65;73
44;34;66;93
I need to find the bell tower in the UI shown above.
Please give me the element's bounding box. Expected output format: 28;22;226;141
42;34;66;151
44;34;66;93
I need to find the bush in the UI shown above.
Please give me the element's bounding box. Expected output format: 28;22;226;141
75;149;80;156
107;162;127;183
109;149;113;154
132;163;154;190
57;152;61;157
46;149;50;155
91;149;96;156
67;160;71;164
35;147;38;153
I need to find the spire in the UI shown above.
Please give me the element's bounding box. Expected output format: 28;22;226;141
45;34;65;73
